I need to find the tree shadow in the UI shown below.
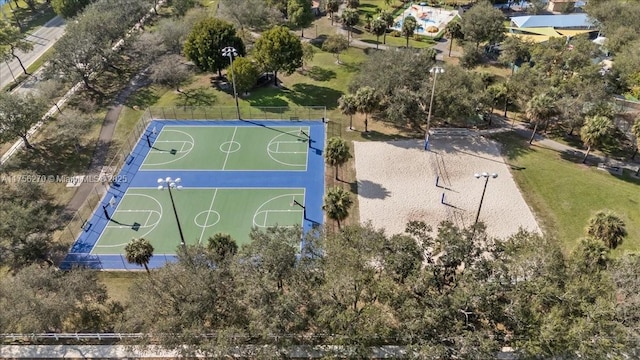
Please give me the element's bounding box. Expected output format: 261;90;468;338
125;87;160;109
359;130;415;141
286;83;343;109
488;133;534;164
340;61;361;73
306;66;337;81
6;139;93;175
246;89;290;108
178;88;217;107
352;179;390;199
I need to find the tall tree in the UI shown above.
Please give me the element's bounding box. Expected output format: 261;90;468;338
323;187;353;229
460;0;506;51
218;0;280;31
122;245;247;350
226;56;260;94
580;115;615;163
378;10;394;44
325;136;352;180
444;20;463;57
499;36;532;75
0;265;119;333
183;18;246;77
322;34;349;64
338;93;358;130
253;25;303;85
401;15;416;48
586;210;627;249
173;0;197;16
325;0;340;25
155;18;191;55
525;92;558;144
354;86;380;132
0;20;34;75
124;237;154;273
0;92;47;149
149;54;193;92
370;17;387;49
51;0;92;18
341;8;359;42
288;0;314;38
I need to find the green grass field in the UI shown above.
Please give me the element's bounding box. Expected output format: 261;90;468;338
496;133;640;255
143;125;309;170
95;187;306;254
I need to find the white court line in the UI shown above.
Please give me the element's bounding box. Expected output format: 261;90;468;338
198;188;219;243
221;127;238;170
142;211;152;227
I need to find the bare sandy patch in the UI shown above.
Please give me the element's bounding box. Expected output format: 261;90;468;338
353;136;540;239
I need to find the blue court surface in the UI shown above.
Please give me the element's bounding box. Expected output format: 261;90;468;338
60;120;326;270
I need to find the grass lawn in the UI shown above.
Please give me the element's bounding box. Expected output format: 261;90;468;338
97;272;143;304
495;132;640;255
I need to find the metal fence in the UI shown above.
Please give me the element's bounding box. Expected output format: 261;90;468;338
147;106;327;121
57;106;329;269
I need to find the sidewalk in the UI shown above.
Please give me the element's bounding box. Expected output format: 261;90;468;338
479;116;640;173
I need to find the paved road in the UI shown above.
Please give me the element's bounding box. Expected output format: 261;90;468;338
0;15;66;90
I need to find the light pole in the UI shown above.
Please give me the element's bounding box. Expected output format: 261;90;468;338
222;46;241;120
425;66;444;151
157;177;186;247
474;172;498;224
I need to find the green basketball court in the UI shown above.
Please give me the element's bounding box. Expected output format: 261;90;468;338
141;125;310;171
92;188;306;254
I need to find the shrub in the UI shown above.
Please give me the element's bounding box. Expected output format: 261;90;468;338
390;30;400;37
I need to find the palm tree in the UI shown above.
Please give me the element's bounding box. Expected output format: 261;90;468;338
354;86;380;132
525;92;558;144
401;15;417;48
325;137;352;180
379;10;394;45
444;21;463;57
631;117;640;160
364;13;373;30
338;94;358;130
341;8;359;42
586;210;627;249
580;115;614;164
323;187;353;229
124;237;154;273
370;18;387;49
326;0;340;26
383;0;392;8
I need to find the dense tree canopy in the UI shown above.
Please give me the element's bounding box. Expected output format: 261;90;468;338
183;18;246;77
351;50;485;131
51;0;93;18
460;0;505;50
253;25;303;85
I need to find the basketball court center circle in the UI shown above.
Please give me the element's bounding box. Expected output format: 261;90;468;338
194;210;221;229
219;141;241;154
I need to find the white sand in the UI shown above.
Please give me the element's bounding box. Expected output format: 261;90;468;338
353;136;540;239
